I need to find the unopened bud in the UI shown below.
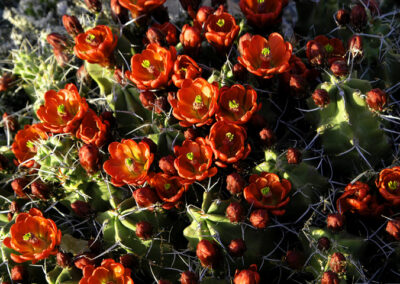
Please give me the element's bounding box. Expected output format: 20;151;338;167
77;65;92;85
79;144;100;174
348;35;363;60
228;238;247;257
136;221;153;240
71;201;92;218
226;173;245;195
386;219;400;240
259;128;276;147
335;9;350;26
139;91;156;110
159;155;177;175
312;89;330;107
146;27;165;46
154;96;169;114
84;0;102;12
306;40;326;66
196;239;220;268
114;68;128;87
329;252;346;274
2;113;18;132
46;33;70;51
286;148;302;164
233;265;260;284
111;0;129;24
31;181;49;199
180;24;202;56
11;178;29;197
62;15;84;37
57;252;72;268
74;253;96;269
133;186;159;208
249;209;269;229
350;5;367;30
195;6;214;26
184;128;199;140
321;271;339;284
317;237;331;251
180;271;198;284
327;213;345;232
226;202;245;223
330;60;348;77
366;88;387;112
11;265;28;282
0;73;14;92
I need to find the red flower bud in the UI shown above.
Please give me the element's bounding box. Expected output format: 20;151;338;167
289;74;307;98
139;91;156;110
11;178;29;197
286;148;302;164
196;239;220;268
84;0;102;12
249;209;269;229
79;144;100;174
146;27;165;46
159;155;177;175
228;238;247;257
0;73;14;92
62;15;84;38
226;202;245;223
259;128;276;147
285;250;305;270
154;96;169;114
54;49;71;67
71;201;92;218
348;35;363;60
31;181;49;200
366;88;387;112
233;264;260;284
47;33;70;51
350;5;367;30
317;237;331;251
114;68;128;87
2;113;18;132
180;24;202;56
136;221;153;239
184;128;199;140
57;252;72;268
111;0;129;24
133;186;159;208
74;253;96;269
306;40;326;66
180;271;198;284
330;60;348;77
195;6;214;26
312;89;330;108
386;219;400;240
329;252;346;274
321;271;339;284
226;173;245;195
11;265;28;282
335;9;350;26
77;65;92;85
327;213;345;232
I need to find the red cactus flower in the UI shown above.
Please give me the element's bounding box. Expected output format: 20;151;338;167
244;172;291;215
204;6;240;52
207;121;251;167
168;78;219;127
12;124;48;168
149;173;190;209
173;137;217;181
74;25;117;67
75;109;108;147
36;84;89;134
336;181;384;216
233;264;260;284
103;139;154;186
119;0;166;18
79;258;133;284
238;33;292;79
376;166;400;206
172;55;202;88
215;84;258;124
3;208;61;264
125;43;176;90
240;0;287;29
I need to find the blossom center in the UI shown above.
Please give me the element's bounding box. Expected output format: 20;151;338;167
142;60;151;68
186;152;194;161
388;180;399;191
216;19;225;27
258;0;265;3
125;158;135;171
261;47;270;57
193;95;205;110
325;44;334;53
164;183;171;190
85;34;98;45
228;100;240;111
225;132;234;142
26;140;35;149
57;104;66;115
23;232;32;241
261;186;271;196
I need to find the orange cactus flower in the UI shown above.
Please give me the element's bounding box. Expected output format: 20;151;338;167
204;6;240;52
3;208;62;264
207;121;251;167
125;43;176;90
79;258;134;284
376;166;400;206
215;84;258;124
119;0;166;18
336;181;384;216
172;55;202;88
243;172;291;215
75;109;109;147
36;84;89;134
238;33;292;79
239;0;288;29
173;137;217;181
306;35;345;66
168;78;219;127
12;123;48;168
149;173;191;209
74;25;117;67
103;139;154;186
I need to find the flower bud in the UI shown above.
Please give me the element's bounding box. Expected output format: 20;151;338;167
321;271;339;284
154;96;169;114
46;33;70;51
11;265;28;282
259;128;276;147
386;219;400;240
196;239;220;268
71;201;92;218
317;237;331;251
54;49;71;67
79;144;100;174
120;254;138;269
233;264;260;284
146;27;165;46
286;148;302;164
57;252;72;268
139;91;156;110
159;155;177;175
133;186;159;208
348;35;363;60
136;221;153;240
306;40;326;66
11;178;29;197
228;238;247;257
226;173;245;195
0;73;14;92
289;74;307;98
366;88;387;112
142;137;157;153
114;68;128;87
285;250;305;270
312;89;330;108
335;9;350;26
74;253;96;269
195;6;214;26
180;271;198;284
84;0;102;12
249;209;269;229
180;24;202;56
330;60;348;77
62;15;84;38
184;128;199;140
226;202;245;223
31;180;50;200
350;5;367;30
77;65;92;85
327;213;345;232
233;63;247;81
2;113;18;132
329;252;346;274
111;0;129;24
